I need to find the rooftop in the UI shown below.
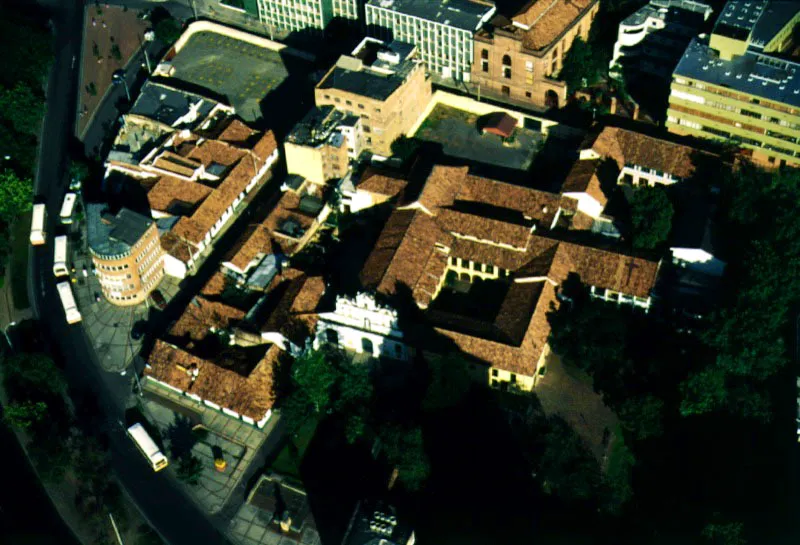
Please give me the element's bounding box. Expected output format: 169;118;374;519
287;106;354;147
511;0;597;51
621;0;712;28
674;37;800;108
366;0;495;31
359;164;660;375
583;125;714;179
246;474;316;539
341;499;414;545
87;204;154;257
317;39;421;102
130;81;225;128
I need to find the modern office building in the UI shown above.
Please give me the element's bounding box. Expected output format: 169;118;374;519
87;204;165;306
333;0;360;20
471;0;599;109
255;0;333;34
609;0;713;81
365;0;496;81
666;0;800;168
315;38;432;157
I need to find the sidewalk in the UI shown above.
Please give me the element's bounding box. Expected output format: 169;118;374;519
67;221;181;373
141;381;281;516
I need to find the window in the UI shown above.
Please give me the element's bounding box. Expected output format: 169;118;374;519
375;107;381;113
357;103;364;109
502;85;510;96
363;125;371;133
360;114;369;119
525;60;533;72
510;373;516;384
325;329;339;344
334;97;341;103
481;49;488;60
346;100;352;106
482;59;488;72
486;264;494;274
361;337;374;354
525;91;531;98
491;369;498;377
502;54;511;79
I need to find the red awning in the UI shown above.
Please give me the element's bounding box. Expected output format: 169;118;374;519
481;112;517;138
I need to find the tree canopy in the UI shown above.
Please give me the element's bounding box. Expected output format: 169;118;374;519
0;169;33;224
154;19;183;45
629;186;674;249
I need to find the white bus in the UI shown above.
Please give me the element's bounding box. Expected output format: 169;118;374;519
56;281;81;324
59;192;77;225
126;423;169;472
53;235;69;277
30;203;47;245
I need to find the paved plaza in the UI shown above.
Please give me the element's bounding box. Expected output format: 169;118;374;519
229;503;321;545
67;230;181;373
168;31;294;122
142;383;278;515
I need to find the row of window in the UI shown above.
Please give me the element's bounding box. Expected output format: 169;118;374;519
448;256;497;275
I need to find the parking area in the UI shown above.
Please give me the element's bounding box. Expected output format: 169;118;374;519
413;104;543;171
141;384;276;514
167;31;295;122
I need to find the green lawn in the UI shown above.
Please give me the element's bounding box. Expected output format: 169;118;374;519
269;417;318;479
10;214;30;309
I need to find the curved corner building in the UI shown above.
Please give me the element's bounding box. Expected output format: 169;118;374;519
87;204;165;306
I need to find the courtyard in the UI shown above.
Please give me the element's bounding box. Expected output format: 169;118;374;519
413;104;543;171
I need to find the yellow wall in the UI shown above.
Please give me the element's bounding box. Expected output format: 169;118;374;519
284;142;326;185
709;33;748;60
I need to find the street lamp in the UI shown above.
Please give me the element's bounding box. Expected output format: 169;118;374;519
112;69;131;102
2;321;16;351
142;30;155;74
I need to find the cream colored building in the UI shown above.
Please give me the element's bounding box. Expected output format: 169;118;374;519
314;38;432;158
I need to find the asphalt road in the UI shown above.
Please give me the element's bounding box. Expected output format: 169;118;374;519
28;1;232;544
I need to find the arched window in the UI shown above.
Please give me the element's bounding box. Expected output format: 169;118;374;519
325;329;339;344
361;337;374;355
502;55;512;79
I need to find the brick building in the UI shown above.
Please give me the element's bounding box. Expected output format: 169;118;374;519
471;0;600;109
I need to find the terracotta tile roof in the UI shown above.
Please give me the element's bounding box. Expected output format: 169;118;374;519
147;176;212;213
435;280;559;375
146;340;281;421
169;296;246;342
261;275;326;347
514;0;596;51
359;208;452;307
202;271;229;297
225;224;273;273
152;151;202;177
160;231;195;263
438;209;532;249
415;165;562;227
181;139;246;168
554;242;659;298
217;119;258;145
560;159;607;207
585;126;706;180
171;216;207;247
357;169;408;199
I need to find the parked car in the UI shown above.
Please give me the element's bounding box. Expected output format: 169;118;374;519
149;290;167;310
131;321;148;341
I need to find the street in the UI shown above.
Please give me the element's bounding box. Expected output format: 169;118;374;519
27;0;233;543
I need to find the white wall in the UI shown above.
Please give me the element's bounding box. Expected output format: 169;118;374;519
670;248;726;276
163;254;187;279
562;192;604;219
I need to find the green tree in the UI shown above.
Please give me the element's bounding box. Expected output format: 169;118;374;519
422;354;472;411
154;19;183;45
538;416;600;501
1;352;66;401
0;169;33;224
111;44;122;61
379;425;430;492
69;160;90;184
390;135;421;163
702;521;747;545
176;455;204;485
617;395;663;440
630;186;674;249
548;300;627;374
3;400;47;430
292;349;339;413
559;37;602;92
0;83;44;136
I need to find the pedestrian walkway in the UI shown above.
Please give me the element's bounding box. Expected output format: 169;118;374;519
141;381;280;515
67;227;181;373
